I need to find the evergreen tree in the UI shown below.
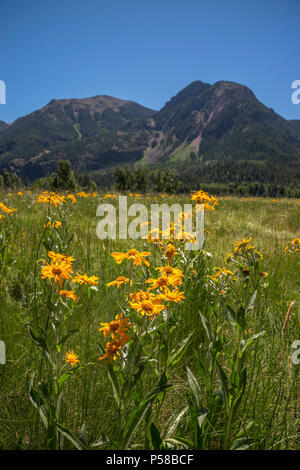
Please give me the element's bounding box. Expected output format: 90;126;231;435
53;160;76;191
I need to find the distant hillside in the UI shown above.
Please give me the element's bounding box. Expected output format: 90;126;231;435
0;96;155;179
0;81;300;182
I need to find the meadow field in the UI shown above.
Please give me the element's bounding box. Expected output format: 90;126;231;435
0;190;299;450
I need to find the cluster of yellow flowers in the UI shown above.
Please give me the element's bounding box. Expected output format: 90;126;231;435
77;191;97;198
0;202;17;214
207;237;267;296
37;192;77;207
8;190;32;196
98;313;132;363
143;189;217;245
41;251;99;302
230;236;262;259
145;220;196;244
0;201;17;217
99;244;185;364
191;190;218;211
99;250;142;362
43;221;62;229
106;276;133;288
208;266;236;282
284;238;300;254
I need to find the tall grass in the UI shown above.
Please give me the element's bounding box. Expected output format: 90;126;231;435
0;191;299;450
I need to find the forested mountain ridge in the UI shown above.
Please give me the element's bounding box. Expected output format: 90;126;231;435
0;80;300;182
0;95;156;179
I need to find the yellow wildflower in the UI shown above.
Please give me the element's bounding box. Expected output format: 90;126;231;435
60;290;78;301
99;336;130;364
65;350;80;367
106;276;132;288
48;251;75;265
164;244;178;265
158;287;185;303
72;273;99;286
111;249;151;267
99;313;132;339
41;261;73;287
145;274;182;291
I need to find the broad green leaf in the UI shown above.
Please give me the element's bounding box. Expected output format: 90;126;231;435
28;327;54;366
164;406;188;438
91;434;110;448
216;360;229;413
168;333;193;370
150;422;164;450
246;290;257;312
241;331;266;354
29;376;49;430
56;423;87;450
107;363;120;407
121;382;171;449
200;313;214;342
78;423;87;446
236;306;246;330
197;411;207;429
230;437;255;450
187;367;202;410
56;373;71;394
163;436;194;449
56;329;79;352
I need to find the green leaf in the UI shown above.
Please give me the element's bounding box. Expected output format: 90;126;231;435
91;434;110;448
199;313;214;343
197;411;207;430
56;329;79;353
56;373;71;394
78;423;87;446
168;333;193;371
107;363;120;407
246;290;257;312
216;360;229;413
164;436;194;449
150;422;164;450
241;331;266;354
28;326;48;350
226;304;236;322
230;437;255;450
29;376;49;430
164;406;188;438
56;423;87;450
120;382;171;449
144;406;153;450
187;367;202;410
236;306;246;330
28;327;54;366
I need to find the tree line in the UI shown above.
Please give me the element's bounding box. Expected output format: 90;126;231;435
1;159;300;198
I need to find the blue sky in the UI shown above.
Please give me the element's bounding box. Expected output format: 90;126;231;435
0;0;299;122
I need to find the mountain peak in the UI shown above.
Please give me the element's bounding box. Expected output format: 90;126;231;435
163;80;211;107
212;80;256;98
0;80;299;179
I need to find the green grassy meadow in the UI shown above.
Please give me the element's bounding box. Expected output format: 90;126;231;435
0;191;299;450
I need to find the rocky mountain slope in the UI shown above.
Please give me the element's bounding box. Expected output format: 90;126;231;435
0;80;300;179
